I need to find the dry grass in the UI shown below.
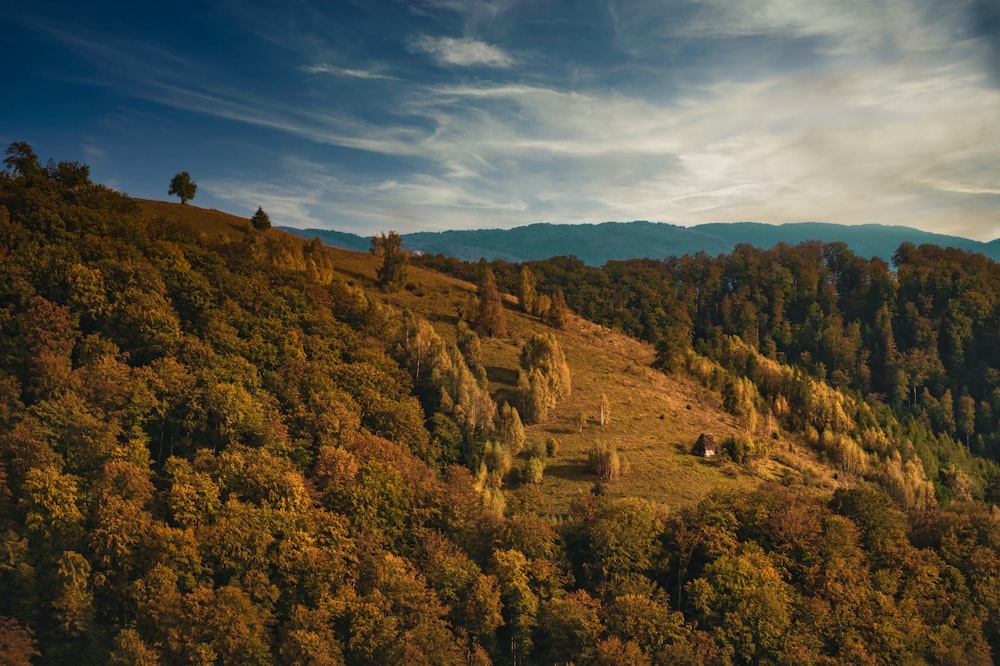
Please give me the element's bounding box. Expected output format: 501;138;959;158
140;198;851;514
136;199;253;242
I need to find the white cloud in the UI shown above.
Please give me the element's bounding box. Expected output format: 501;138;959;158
300;63;397;80
410;35;515;67
33;0;1000;241
676;0;958;56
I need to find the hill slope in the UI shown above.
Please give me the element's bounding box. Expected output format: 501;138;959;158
322;242;843;512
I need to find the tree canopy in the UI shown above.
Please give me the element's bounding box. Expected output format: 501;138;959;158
168;171;197;204
250;206;271;231
372;231;408;292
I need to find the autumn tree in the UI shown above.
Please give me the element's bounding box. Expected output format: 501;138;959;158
521;332;571;399
498;403;526;455
518;332;571;423
168;172;197;204
372;231;408;292
477;268;507;337
518;265;537;315
493;549;538;664
547;288;570;329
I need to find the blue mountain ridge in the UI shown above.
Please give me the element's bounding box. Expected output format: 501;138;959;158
281;221;1000;266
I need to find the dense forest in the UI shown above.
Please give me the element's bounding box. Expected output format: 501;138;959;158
4;143;1000;664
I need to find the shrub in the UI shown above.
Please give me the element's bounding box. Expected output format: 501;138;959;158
720;434;767;465
523;457;545;484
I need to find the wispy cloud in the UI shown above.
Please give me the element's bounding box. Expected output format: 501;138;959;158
300;63;398;80
410;35;515;67
10;0;1000;240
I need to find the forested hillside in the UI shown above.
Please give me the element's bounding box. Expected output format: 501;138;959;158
469;244;1000;476
4;144;1000;664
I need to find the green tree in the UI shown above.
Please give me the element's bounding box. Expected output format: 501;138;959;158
687;543;793;664
249;207;271;231
3;142;42;178
168;172;197;204
372;231;408;292
48;160;91;188
493;549;538;664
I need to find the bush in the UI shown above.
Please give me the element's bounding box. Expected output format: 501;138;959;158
526;439;547;460
720;434;767;465
523;457;545;484
545;437;559;458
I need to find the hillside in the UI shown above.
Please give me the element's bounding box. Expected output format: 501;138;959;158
318;240;843;513
283;219;1000;265
3;149;1000;664
138;199;817;511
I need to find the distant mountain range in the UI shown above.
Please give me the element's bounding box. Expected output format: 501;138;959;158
281;221;1000;266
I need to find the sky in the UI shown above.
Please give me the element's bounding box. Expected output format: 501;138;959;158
2;0;999;240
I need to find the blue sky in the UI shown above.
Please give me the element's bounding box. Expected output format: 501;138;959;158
3;1;999;240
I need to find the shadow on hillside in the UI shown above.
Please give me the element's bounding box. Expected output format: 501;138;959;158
544;461;591;482
486;365;519;387
335;268;371;284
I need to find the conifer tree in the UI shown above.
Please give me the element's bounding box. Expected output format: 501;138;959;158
250;207;271;231
477;268;507;337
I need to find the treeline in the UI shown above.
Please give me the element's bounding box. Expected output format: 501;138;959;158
6;145;1000;663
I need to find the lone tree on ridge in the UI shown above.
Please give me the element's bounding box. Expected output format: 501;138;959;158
250;207;271;231
168;172;197;204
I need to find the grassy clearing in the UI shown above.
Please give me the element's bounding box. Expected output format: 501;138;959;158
320;239;847;513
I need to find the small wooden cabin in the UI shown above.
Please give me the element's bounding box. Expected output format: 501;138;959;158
694;433;717;457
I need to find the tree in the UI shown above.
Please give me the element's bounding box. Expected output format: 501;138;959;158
518;265;537;315
547;288;570;329
3;142;41;178
498;403;526;455
493;549;538;664
168;172;197;204
477;268;507;337
47;160;91;188
250;207;271;231
372;231;408;292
